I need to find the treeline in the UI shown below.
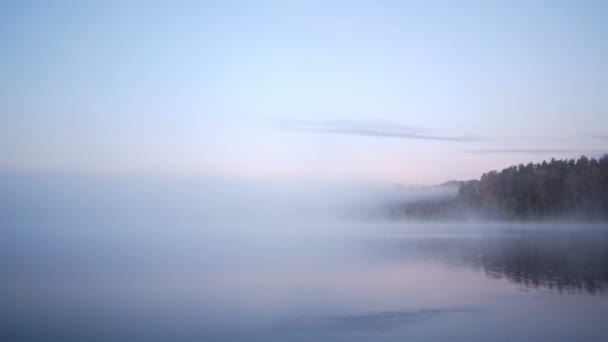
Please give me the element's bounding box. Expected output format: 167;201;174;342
396;155;608;220
457;155;608;219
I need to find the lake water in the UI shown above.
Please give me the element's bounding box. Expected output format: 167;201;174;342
3;222;608;341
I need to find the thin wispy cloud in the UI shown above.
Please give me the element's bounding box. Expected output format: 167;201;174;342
464;149;606;156
274;119;482;142
506;136;566;143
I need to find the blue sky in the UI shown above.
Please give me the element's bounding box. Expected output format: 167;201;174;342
1;1;607;183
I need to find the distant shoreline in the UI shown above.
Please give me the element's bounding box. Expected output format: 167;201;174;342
394;155;608;221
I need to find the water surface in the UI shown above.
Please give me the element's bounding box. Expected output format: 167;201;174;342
3;222;608;341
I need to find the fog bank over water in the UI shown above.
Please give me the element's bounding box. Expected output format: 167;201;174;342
0;172;458;225
3;172;608;341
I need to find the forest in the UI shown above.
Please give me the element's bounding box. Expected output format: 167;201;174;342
399;155;608;220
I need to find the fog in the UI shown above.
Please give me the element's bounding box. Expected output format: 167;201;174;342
0;172;458;285
0;172;458;224
3;173;608;341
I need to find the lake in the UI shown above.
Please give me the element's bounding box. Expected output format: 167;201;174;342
3;222;608;341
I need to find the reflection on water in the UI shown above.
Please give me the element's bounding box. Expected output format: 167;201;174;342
368;226;608;295
470;233;608;294
3;222;608;341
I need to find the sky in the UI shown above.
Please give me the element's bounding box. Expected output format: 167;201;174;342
1;0;607;184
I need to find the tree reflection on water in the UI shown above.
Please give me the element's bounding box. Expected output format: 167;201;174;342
368;228;608;295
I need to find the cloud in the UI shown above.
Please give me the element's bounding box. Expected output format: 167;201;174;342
463;149;606;156
274;119;482;142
